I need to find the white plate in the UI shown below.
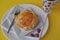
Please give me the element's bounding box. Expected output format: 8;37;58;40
1;4;49;40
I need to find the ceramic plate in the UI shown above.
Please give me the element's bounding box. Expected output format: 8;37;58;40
1;4;49;40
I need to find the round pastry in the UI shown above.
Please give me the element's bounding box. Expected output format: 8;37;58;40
15;10;39;30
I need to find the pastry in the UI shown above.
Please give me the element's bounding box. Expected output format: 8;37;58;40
15;10;39;30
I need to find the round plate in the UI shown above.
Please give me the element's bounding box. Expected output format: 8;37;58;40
1;4;49;40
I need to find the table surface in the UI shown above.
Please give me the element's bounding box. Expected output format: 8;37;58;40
0;0;60;40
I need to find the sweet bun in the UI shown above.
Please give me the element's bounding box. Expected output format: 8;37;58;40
15;10;39;30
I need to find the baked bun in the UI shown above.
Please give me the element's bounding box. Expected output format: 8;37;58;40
15;10;38;30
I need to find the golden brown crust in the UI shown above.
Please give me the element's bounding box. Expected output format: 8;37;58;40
15;10;38;30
